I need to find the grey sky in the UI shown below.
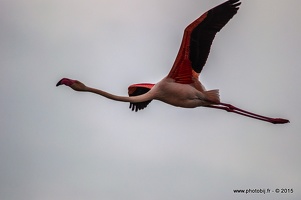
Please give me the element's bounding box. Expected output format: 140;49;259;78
1;0;300;199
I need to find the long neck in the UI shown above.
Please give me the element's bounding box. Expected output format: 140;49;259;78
85;86;154;103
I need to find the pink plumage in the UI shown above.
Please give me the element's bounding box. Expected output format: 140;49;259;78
56;0;289;124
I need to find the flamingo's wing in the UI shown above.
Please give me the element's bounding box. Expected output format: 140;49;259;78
128;83;155;112
167;0;241;84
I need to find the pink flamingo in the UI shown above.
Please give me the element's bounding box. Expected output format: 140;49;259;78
57;0;289;124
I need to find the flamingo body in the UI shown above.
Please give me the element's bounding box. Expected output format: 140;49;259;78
127;0;239;111
56;0;289;124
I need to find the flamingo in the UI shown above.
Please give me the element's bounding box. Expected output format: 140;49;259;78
56;0;289;124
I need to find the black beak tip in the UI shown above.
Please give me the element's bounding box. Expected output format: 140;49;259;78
56;79;62;87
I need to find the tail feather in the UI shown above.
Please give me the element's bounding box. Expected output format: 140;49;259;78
205;89;220;103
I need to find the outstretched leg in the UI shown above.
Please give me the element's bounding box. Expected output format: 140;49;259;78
206;103;289;124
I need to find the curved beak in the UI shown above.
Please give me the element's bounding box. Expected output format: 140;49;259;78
56;78;76;87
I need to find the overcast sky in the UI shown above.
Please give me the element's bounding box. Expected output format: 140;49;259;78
1;0;301;200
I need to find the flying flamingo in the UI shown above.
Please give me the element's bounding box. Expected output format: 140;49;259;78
56;0;289;124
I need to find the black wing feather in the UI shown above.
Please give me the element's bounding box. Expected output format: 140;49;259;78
190;0;241;73
129;87;152;112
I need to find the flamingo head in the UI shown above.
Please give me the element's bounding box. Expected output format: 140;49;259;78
56;78;87;91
